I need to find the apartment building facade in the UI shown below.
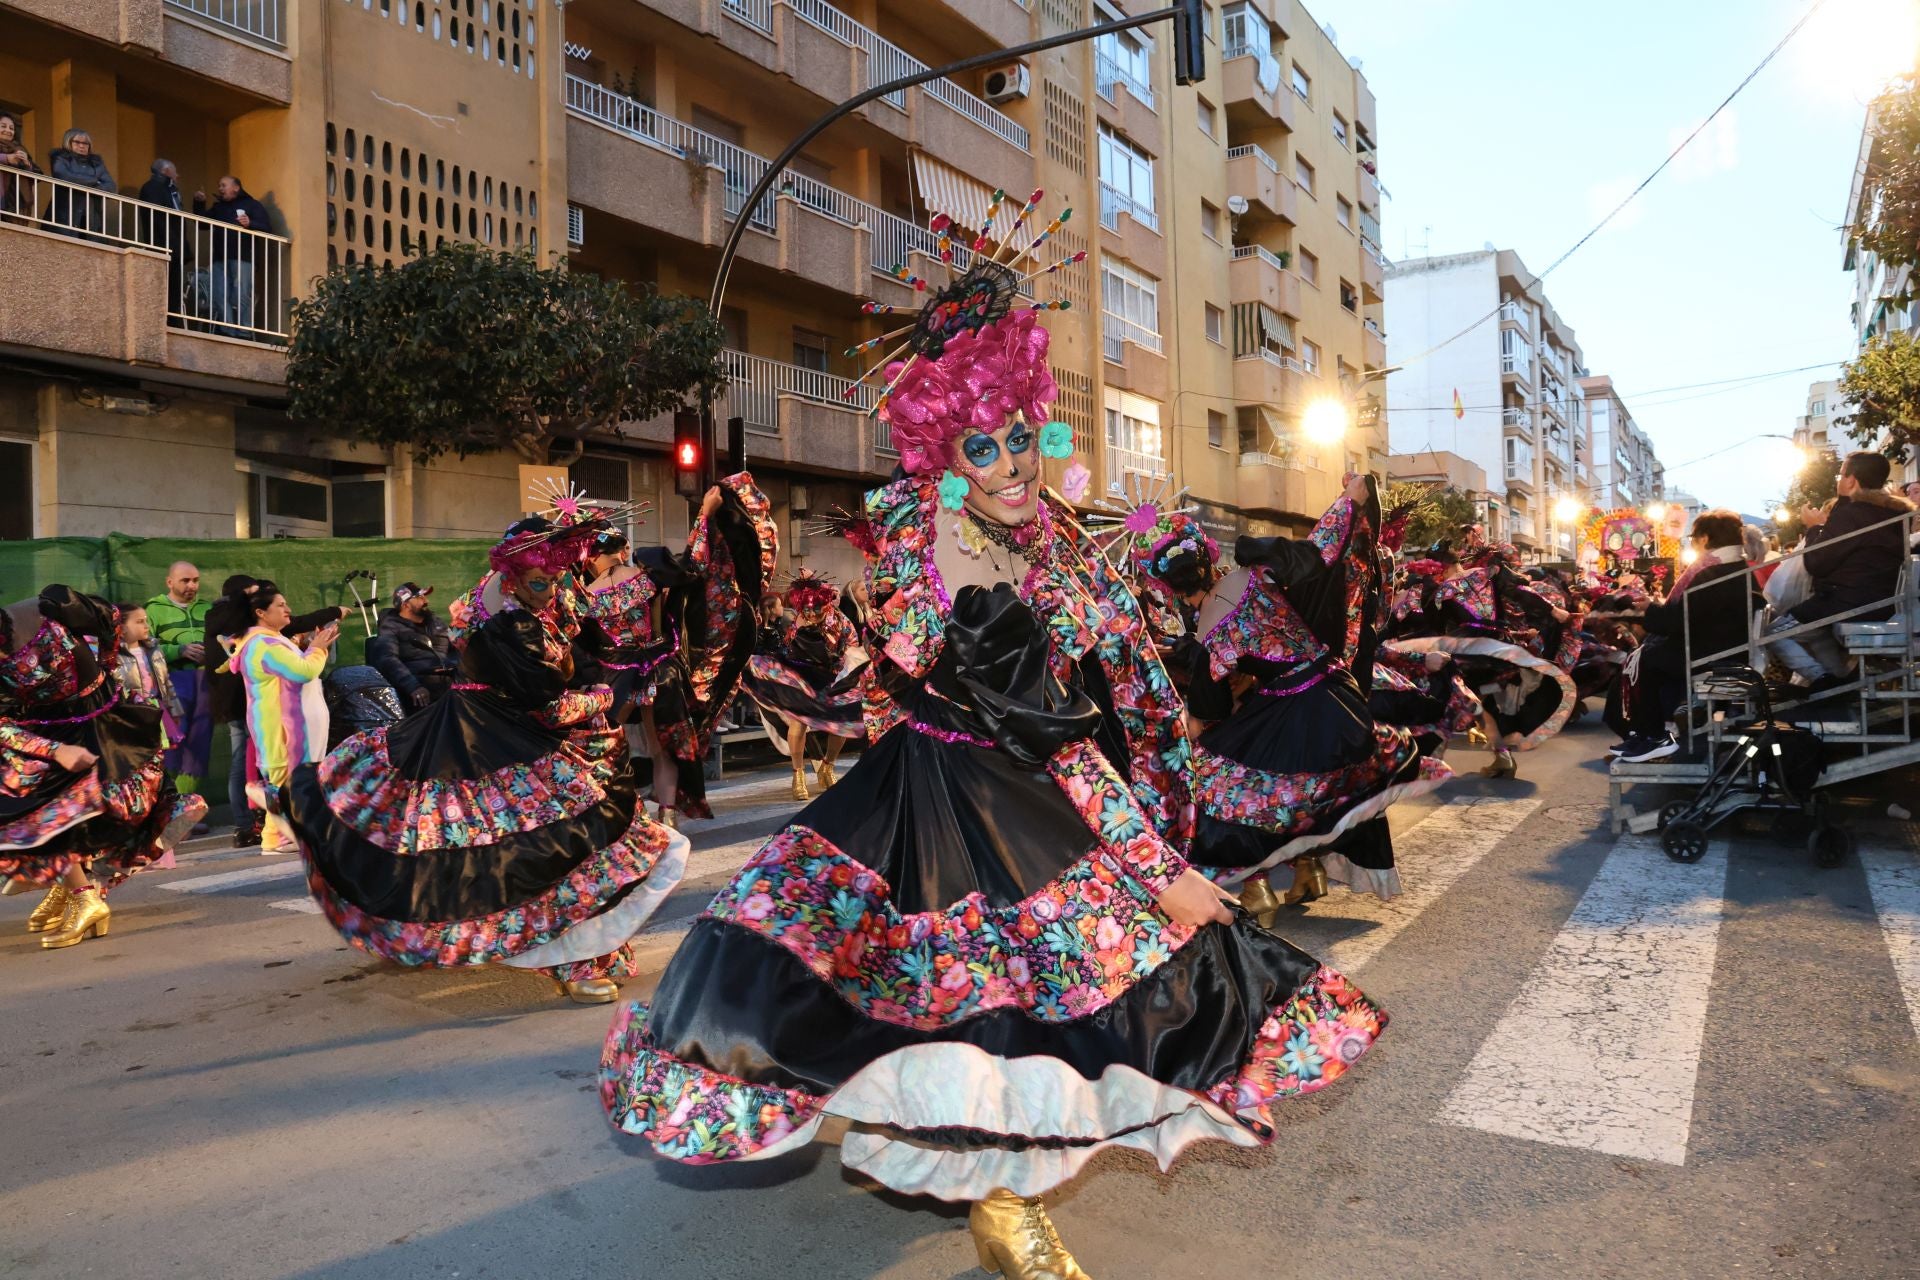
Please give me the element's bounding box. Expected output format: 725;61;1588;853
1383;249;1596;558
1794;377;1839;455
0;0;1385;559
1579;373;1664;513
1842;95;1916;487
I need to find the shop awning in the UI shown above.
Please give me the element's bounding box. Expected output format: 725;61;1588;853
911;151;996;234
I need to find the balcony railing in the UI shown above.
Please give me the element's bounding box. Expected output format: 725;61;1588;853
1231;242;1288;272
720;0;775;34
1;168;290;346
163;0;285;46
1095;51;1155;109
567;76;1032;301
1105;443;1169;486
1099;181;1158;232
720;349;873;433
1363;315;1384;339
1225;143;1280;173
1502;408;1533;435
785;0;1029;150
1235;347;1308;374
1498;300;1531;330
1102;311;1163;362
1358;208;1382;244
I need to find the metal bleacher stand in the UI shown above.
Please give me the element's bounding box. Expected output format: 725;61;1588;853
1608;507;1920;833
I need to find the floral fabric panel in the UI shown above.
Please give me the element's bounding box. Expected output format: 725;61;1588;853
1201;571;1327;684
320;703;621;856
585;571;659;649
1201;965;1386;1135
1435;570;1497;628
0;619;96;709
311;803;674;968
1190;724;1420;835
705;813;1195;1033
682;475;779;750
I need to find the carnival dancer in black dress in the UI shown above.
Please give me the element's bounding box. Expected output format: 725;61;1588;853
602;202;1386;1278
281;608;688;1005
1;587;206;949
742;569;868;800
1087;478;1222;706
1182;475;1452;922
1392;530;1579;778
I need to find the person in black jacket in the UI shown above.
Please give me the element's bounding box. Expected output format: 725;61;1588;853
203;575;345;846
192;175;271;337
366;583;455;711
1769;452;1916;689
137;159;189;321
1603;510;1760;761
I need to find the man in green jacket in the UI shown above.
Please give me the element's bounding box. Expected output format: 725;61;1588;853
145;561;213;811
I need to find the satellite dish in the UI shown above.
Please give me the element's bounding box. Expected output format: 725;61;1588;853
1226;195;1250;216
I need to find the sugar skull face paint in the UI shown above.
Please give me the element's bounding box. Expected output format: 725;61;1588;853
957;415;1041;526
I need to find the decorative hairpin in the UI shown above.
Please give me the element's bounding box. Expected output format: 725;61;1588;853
1082;473;1211;576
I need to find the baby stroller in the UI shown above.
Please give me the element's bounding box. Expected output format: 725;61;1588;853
322;665;405;750
1656;667;1848;867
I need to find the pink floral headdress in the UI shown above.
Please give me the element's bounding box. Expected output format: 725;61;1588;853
489;477;649;577
784;569;838;611
842;188;1088;480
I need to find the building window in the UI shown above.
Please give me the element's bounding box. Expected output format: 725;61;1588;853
1221;3;1272;60
1290;62;1311;102
1809;399;1826;416
1336;196;1353;230
1208;409;1227;449
1339;280;1357;312
1331;111;1349;148
1197;96;1216;138
1205;303;1225;344
1200;200;1221;241
1104;388;1167;483
792;329;831;372
1094;20;1155;108
0;439;31;539
1101;258;1162;361
1298;248;1319;286
1098;124;1157;231
1300;338;1321;375
1294;154;1315;196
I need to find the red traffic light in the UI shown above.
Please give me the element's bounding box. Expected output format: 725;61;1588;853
672;409;704;498
675;440;700;469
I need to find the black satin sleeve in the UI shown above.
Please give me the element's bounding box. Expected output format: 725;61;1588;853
925;584;1102;767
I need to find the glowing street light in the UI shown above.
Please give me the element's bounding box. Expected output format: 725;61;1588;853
1301;398;1348;446
1552;495;1584;524
1645;501;1668;523
1774;505;1792;523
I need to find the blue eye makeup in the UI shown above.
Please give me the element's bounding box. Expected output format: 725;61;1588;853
961;434;1000;467
1006;428;1034;455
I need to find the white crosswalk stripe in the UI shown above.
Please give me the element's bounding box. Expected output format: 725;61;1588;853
1437;838;1730;1165
1859;844;1920;1039
157;861;305;893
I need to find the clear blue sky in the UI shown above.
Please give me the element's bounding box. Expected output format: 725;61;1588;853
1313;0;1913;515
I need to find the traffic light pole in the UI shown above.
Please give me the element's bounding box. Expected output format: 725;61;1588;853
697;0;1207;490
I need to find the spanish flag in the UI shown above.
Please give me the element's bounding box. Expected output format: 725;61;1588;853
1452;389;1465;419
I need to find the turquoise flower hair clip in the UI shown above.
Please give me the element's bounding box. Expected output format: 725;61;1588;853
937;470;970;512
1039;420;1075;460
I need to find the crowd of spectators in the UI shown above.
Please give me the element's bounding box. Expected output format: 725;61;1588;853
0;111;273;336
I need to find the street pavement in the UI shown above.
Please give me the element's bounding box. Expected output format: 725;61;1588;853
2;722;1916;1279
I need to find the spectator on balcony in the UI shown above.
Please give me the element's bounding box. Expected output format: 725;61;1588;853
49;130;116;236
138;159;189;319
1768;451;1916;694
0;113;40;218
193;175;271;338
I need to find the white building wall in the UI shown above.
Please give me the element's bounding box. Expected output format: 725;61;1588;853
1384;252;1504;509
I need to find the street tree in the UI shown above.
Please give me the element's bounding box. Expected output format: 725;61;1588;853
1836;329;1920;463
287;242;728;465
1771;450;1841;546
1850;74;1919;299
1381;480;1484;551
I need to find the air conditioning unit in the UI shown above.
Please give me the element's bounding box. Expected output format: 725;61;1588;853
982;63;1030;105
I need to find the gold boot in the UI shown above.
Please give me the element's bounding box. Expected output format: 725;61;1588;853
791;767;811;803
41;886;110;950
1277;857;1330;907
653;803;680;831
968;1190;1093;1279
1480;750;1517;780
815;758;837;790
26;884;69;933
551;976;619;1004
1239;876;1283;929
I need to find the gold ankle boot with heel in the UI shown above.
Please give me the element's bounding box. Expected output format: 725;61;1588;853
968;1190;1093;1279
551;976;619;1004
41;886;110;949
27;884;70;933
815;759;837;790
1238;877;1283;930
791;767;811;802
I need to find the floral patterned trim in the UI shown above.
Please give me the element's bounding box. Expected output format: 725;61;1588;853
1190;724;1422;837
703;823;1197;1031
0;721;67;762
585;570;659;649
318;715;623;855
305;802;675;968
598;963;1384;1165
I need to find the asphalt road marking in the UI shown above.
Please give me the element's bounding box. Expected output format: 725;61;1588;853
268;897;322;914
1317;795;1545;975
157;861;306;893
1438;838;1729;1166
1859;845;1920;1039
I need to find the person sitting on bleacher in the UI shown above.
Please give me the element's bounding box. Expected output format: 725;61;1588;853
1769;452;1916;697
1606;510;1760;762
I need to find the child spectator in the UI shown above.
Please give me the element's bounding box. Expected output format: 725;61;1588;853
112;604;188;865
